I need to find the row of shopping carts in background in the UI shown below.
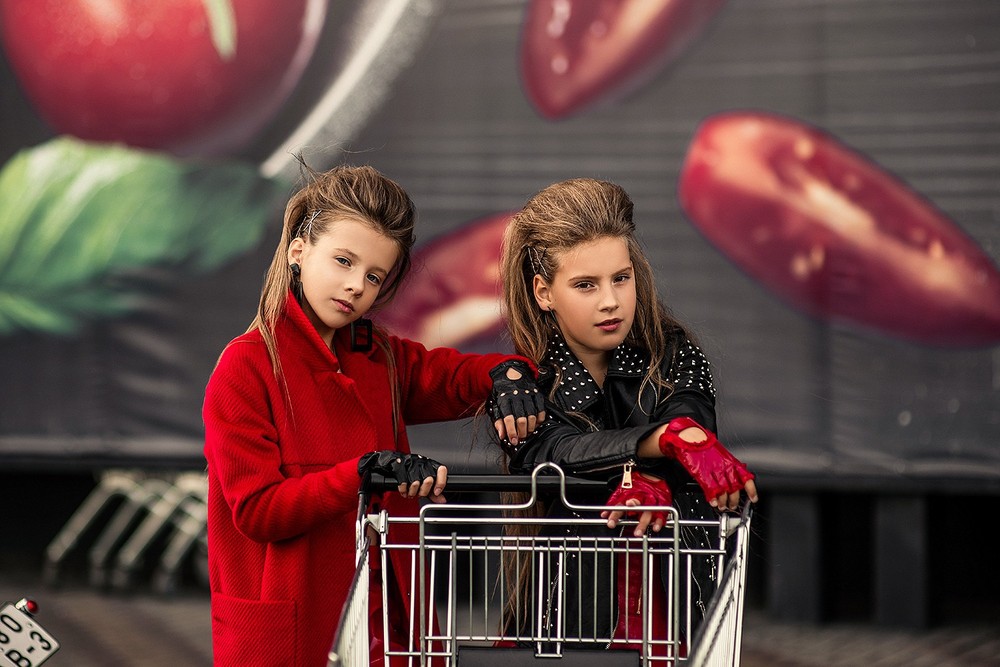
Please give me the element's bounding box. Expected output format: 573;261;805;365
330;463;753;666
42;470;209;594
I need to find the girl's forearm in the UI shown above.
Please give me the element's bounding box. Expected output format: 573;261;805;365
637;425;668;458
637;422;708;458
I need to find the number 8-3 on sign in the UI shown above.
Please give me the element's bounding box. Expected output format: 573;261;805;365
0;600;60;667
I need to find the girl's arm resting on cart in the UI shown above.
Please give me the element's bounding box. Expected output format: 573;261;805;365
503;383;715;476
505;417;659;476
391;335;528;424
205;432;363;543
633;386;718;458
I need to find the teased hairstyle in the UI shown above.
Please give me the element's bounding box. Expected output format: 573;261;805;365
499;177;687;397
247;162;416;434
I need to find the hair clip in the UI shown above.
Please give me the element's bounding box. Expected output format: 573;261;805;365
299;210;321;238
527;246;546;275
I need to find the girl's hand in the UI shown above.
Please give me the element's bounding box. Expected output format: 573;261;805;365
657;417;757;511
601;473;673;537
358;451;448;503
489;360;546;447
402;462;449;504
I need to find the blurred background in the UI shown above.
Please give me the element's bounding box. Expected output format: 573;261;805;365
1;0;998;664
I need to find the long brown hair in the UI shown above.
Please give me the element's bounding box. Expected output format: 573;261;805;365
500;177;686;396
248;161;416;430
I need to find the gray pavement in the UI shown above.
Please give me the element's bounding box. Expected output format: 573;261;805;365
3;568;999;667
740;611;1000;667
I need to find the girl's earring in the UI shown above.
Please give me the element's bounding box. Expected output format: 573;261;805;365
289;263;304;303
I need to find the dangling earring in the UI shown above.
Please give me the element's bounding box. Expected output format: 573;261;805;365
350;318;373;352
289;263;304;303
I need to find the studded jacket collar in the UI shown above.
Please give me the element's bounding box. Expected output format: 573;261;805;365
544;335;649;415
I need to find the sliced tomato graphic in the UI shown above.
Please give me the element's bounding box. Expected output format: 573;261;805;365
520;0;728;119
375;213;514;349
679;111;1000;347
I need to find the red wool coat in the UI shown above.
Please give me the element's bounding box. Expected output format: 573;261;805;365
203;297;514;667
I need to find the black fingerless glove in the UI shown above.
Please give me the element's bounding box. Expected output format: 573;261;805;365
489;359;544;422
357;451;442;485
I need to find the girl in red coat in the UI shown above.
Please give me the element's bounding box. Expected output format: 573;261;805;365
203;164;543;667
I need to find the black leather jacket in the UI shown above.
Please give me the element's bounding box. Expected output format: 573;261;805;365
506;332;716;484
495;331;721;644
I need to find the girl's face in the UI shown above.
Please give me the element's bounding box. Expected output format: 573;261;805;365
533;235;636;364
288;217;400;345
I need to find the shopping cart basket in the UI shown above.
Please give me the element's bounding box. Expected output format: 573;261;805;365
329;462;752;666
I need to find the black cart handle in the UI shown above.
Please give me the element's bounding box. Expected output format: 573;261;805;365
365;472;611;494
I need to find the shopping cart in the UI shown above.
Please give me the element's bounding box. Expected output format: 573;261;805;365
329;462;752;666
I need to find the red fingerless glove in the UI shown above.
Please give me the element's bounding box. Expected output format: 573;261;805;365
658;416;755;504
605;473;674;527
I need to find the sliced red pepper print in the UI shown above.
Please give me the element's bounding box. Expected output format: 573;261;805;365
679;111;1000;347
520;0;728;119
375;212;514;349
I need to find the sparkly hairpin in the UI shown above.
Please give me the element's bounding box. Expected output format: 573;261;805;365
527;246;546;275
299;210;321;238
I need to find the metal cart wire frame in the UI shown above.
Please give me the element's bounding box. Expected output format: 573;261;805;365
327;528;371;667
329;463;752;666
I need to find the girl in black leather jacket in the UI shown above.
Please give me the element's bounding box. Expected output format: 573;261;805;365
491;177;758;658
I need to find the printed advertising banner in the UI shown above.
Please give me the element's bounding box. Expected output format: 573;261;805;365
0;0;997;487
